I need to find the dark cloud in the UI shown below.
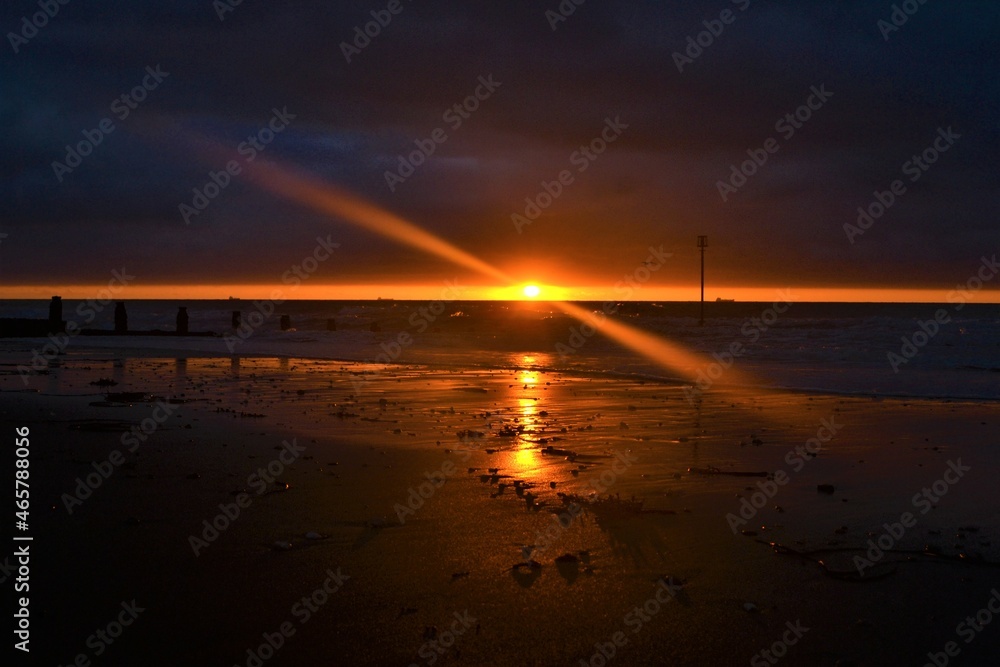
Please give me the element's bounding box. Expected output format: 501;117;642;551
2;0;997;289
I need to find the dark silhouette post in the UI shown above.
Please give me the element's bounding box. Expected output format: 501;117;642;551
697;235;708;326
280;315;291;331
114;302;128;333
48;296;63;333
232;311;241;329
176;307;189;335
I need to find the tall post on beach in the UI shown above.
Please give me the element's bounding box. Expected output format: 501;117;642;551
232;311;241;329
48;296;63;333
697;235;708;326
114;301;128;333
176;307;189;335
280;315;291;331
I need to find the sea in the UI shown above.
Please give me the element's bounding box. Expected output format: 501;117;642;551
2;299;998;400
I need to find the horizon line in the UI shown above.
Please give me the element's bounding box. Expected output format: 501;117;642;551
2;284;999;304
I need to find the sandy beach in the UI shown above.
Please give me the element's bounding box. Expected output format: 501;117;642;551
3;348;998;666
5;1;999;663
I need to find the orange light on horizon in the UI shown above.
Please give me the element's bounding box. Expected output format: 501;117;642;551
3;283;997;303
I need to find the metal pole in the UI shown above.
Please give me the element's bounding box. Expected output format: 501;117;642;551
697;235;708;326
699;247;705;325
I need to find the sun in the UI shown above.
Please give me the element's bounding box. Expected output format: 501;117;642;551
522;284;541;299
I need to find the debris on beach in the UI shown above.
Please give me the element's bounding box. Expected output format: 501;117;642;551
508;559;542;572
557;492;645;515
817;484;836;494
658;575;687;589
688;466;768;478
304;531;324;540
272;540;293;551
743;602;758;612
102;391;154;404
541;445;577;457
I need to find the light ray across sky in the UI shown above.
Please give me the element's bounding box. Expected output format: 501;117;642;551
242;158;513;285
243;160;764;390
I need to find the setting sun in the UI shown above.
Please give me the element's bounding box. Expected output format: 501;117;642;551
522;284;541;298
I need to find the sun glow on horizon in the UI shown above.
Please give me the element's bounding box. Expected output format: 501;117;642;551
3;283;999;303
522;284;541;299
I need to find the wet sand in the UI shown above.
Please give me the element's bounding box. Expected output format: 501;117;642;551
2;352;999;666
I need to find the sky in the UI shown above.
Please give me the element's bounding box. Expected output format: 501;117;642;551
2;0;998;301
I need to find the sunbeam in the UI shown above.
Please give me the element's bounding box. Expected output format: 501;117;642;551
242;159;512;284
239;159;775;395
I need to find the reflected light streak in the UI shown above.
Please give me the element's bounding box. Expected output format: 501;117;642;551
554;301;758;388
245;160;759;392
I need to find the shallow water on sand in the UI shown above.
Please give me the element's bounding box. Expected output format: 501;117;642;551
3;352;1000;665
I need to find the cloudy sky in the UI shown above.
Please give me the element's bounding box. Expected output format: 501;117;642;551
2;0;998;300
